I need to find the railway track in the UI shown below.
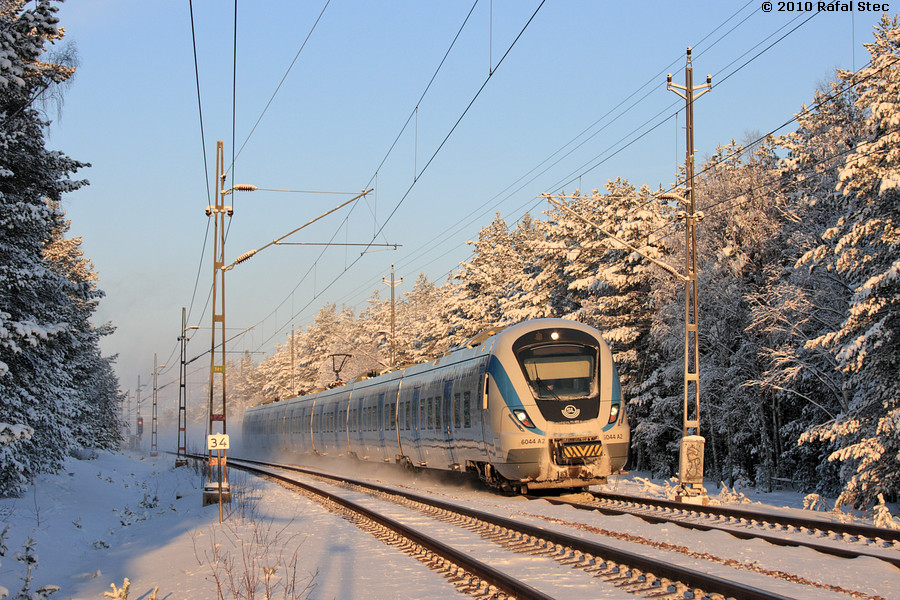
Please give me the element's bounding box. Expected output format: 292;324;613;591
200;455;894;599
526;489;900;569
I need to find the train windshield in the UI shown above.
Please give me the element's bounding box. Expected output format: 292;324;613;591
519;344;596;400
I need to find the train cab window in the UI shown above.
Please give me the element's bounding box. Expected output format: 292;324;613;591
519;344;597;400
464;392;472;427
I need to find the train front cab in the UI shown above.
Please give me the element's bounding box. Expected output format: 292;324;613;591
481;321;630;490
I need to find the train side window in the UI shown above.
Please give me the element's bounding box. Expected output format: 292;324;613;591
454;393;461;429
390;404;396;429
434;397;441;430
426;397;433;429
405;401;411;430
463;392;471;428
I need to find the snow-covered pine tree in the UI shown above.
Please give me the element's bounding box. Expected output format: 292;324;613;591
798;14;900;506
0;0;95;496
451;213;524;343
228;350;266;415
43;206;122;451
747;77;866;495
502;212;576;323
398;273;453;364
691;139;786;489
549;181;673;388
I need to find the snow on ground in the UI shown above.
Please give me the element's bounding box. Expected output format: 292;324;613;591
1;449;898;599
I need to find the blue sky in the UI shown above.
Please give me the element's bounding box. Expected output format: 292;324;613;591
47;1;888;409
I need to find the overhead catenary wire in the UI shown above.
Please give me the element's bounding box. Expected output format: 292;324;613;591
228;0;331;174
249;1;819;360
170;0;331;388
325;5;791;304
171;5;779;385
329;1;789;300
164;4;863;394
245;1;548;353
168;1;491;389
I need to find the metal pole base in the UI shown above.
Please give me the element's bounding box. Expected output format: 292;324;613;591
202;483;232;506
676;435;707;504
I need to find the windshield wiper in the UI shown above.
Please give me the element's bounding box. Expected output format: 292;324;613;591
532;377;562;401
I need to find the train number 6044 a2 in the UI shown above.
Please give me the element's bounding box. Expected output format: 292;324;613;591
207;433;230;450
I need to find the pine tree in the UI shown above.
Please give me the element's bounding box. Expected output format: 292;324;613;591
503;212;575;322
547;181;673;387
747;78;865;495
451;213;524;342
0;1;96;496
43;208;121;451
797;15;900;506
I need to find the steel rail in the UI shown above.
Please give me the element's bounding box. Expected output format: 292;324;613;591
222;456;795;600
199;456;554;600
532;493;900;569
587;490;900;545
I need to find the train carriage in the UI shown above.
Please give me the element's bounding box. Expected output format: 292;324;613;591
243;318;630;493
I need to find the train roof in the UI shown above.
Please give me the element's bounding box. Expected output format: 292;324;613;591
245;318;601;411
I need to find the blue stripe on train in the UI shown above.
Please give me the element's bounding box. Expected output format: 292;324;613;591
488;355;546;436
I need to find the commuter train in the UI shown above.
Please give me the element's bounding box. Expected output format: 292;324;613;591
242;318;630;493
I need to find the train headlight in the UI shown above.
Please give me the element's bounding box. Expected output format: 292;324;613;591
608;403;620;424
513;409;536;429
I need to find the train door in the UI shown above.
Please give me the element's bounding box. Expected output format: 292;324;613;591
479;359;499;459
387;382;403;462
338;398;349;456
355;396;365;458
410;387;424;465
442;379;458;468
310;400;319;455
377;392;385;448
377;392;387;461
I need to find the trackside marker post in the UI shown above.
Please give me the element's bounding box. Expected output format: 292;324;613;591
206;433;230;521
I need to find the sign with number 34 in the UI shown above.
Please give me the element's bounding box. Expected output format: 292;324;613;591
207;433;230;450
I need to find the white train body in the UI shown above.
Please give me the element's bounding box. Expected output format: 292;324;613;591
243;319;630;491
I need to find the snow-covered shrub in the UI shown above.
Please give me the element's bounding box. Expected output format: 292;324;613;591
103;579;129;600
194;516;314;599
873;494;900;530
8;537;58;599
0;423;34;497
717;483;750;504
803;493;828;512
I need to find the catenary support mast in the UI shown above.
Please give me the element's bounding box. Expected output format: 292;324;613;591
667;47;710;500
205;141;231;508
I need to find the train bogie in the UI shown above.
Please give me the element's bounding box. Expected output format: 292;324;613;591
243;318;630;492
